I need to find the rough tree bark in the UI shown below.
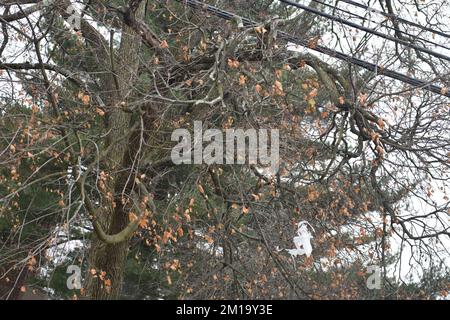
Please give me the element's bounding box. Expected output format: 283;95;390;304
84;2;146;300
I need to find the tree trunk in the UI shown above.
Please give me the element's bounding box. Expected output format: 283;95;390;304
85;3;146;300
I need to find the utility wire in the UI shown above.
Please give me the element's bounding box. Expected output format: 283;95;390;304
307;0;450;51
174;0;450;98
338;0;450;38
278;0;450;62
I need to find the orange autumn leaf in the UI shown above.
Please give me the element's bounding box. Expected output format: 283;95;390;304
138;218;148;229
162;231;171;244
96;107;105;116
104;279;112;287
273;80;284;96
81;94;90;105
238;74;247;86
160;40;169;49
376;145;384;156
251;194;261;201
197;184;205;195
199;39;207;50
307;187;319;202
307;36;320;49
204;234;214;244
254;26;267;34
305;88;318;100
227;58;240;69
358;92;367;105
371;132;380;143
28;256;37;271
283;64;291;71
275;69;283;79
129;211;138;222
184;211;191;222
321;111;329;119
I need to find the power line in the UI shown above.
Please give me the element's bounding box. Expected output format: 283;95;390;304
174;0;450;98
306;0;450;51
338;0;450;39
278;0;450;62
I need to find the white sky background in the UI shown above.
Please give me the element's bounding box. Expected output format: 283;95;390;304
1;0;449;293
